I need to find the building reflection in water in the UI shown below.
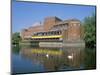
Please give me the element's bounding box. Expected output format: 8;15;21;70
19;47;94;72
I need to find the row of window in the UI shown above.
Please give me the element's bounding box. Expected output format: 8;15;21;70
33;31;62;36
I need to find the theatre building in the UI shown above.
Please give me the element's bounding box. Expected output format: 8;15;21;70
20;16;85;47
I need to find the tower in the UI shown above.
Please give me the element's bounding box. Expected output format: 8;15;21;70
44;16;62;31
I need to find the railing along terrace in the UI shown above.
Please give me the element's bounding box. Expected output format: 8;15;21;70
33;30;62;36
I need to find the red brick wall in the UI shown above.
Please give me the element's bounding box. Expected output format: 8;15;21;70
67;20;81;41
21;25;44;40
44;17;62;31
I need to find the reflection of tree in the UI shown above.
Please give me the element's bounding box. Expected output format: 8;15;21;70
84;48;96;69
12;45;20;54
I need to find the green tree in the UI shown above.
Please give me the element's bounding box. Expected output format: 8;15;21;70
83;14;96;47
12;32;22;45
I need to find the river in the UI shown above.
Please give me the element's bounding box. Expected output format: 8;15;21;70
11;46;96;74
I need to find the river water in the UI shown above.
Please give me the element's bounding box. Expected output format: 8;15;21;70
11;46;96;74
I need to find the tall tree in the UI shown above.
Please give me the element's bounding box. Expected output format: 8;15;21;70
12;32;22;45
83;14;96;47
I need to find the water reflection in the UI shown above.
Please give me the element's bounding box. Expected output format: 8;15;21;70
12;46;96;74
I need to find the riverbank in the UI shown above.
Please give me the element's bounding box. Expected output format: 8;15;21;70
19;40;85;48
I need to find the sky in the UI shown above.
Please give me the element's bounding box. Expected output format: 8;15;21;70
12;1;96;32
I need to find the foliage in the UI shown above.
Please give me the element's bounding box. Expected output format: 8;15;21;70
12;32;22;45
83;14;96;47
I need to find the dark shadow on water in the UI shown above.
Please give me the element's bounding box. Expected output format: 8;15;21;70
84;48;96;69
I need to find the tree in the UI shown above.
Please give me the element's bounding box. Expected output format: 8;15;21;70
12;32;22;45
83;14;96;47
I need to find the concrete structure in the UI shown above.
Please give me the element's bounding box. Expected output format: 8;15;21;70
20;16;85;47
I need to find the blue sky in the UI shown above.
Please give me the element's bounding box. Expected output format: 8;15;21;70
12;1;96;32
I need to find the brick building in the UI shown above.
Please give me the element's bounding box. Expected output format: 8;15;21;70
20;16;84;44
